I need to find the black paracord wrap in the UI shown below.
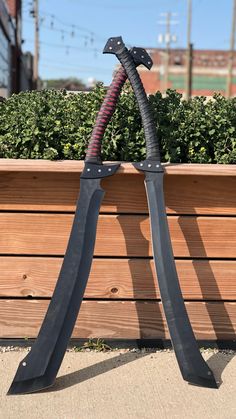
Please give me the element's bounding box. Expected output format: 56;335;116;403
117;49;161;162
85;66;127;164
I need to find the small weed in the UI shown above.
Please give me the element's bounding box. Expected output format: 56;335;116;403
73;338;111;352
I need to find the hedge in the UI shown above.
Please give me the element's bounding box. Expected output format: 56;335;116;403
0;84;235;163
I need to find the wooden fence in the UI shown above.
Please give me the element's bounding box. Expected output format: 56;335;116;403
0;160;235;341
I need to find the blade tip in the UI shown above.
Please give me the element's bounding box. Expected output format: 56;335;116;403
186;374;218;389
7;383;19;396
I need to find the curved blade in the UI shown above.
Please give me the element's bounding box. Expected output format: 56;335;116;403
8;178;105;394
145;171;217;389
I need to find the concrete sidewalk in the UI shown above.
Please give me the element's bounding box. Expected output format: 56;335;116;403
0;349;236;419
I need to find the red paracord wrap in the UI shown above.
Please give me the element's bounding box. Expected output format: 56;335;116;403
85;66;127;162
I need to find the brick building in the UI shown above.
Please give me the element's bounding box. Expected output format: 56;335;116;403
139;48;234;97
0;0;33;97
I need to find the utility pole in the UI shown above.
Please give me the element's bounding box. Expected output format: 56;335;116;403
186;0;192;100
164;12;171;93
158;12;178;94
226;0;236;98
188;43;193;98
33;0;39;89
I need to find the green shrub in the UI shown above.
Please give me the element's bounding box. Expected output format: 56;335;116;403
0;85;235;163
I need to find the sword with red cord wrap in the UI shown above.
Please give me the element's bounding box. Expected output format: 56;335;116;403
8;48;153;395
104;36;217;389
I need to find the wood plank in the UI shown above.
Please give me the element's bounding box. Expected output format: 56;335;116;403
163;175;236;215
0;257;235;300
0;213;235;258
0;171;80;212
0;159;235;176
0;172;235;215
0;300;235;339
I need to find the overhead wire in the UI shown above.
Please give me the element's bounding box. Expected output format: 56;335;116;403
21;4;130;81
39;9;107;43
26;39;100;54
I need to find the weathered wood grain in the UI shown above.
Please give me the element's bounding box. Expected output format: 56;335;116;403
0;300;235;339
0;172;235;215
0;213;235;258
0;257;235;300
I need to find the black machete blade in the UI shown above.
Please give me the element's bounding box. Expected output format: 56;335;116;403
8;177;106;395
144;171;217;389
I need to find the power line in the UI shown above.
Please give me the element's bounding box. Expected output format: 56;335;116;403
26;39;100;54
40;10;94;33
23;6;132;58
23;15;105;53
38;22;97;45
28;8;107;43
24;18;97;45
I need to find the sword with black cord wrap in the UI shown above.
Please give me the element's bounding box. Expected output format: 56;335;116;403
103;36;217;389
8;48;153;395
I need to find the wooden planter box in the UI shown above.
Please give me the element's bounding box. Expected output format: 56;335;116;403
0;159;235;341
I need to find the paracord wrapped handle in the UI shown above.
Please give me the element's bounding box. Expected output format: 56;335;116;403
85;46;153;164
103;36;161;162
85;66;127;164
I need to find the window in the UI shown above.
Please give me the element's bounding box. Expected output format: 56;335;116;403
0;26;10;97
174;55;182;65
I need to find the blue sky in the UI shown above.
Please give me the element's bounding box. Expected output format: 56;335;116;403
22;0;233;85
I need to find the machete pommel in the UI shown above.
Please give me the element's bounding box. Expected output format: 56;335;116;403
103;36;126;55
103;37;153;71
130;47;153;70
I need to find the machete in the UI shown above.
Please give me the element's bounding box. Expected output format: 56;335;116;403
8;49;153;395
104;36;217;389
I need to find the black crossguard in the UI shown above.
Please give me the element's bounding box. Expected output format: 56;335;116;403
8;49;152;395
104;36;217;389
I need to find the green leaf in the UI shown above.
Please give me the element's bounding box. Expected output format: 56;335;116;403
0;87;235;163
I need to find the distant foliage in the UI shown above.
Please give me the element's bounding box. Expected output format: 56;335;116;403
44;77;86;90
0;85;235;163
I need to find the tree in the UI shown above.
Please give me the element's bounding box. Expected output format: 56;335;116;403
43;78;86;91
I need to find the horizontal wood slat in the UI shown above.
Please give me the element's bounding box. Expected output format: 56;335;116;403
0;172;235;215
0;213;235;258
0;257;235;300
0;300;235;340
0;160;235;176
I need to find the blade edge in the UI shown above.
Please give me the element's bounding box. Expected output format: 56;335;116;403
144;171;217;388
9;178;104;390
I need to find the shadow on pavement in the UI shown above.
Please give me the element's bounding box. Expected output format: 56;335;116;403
48;351;149;392
206;352;235;387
